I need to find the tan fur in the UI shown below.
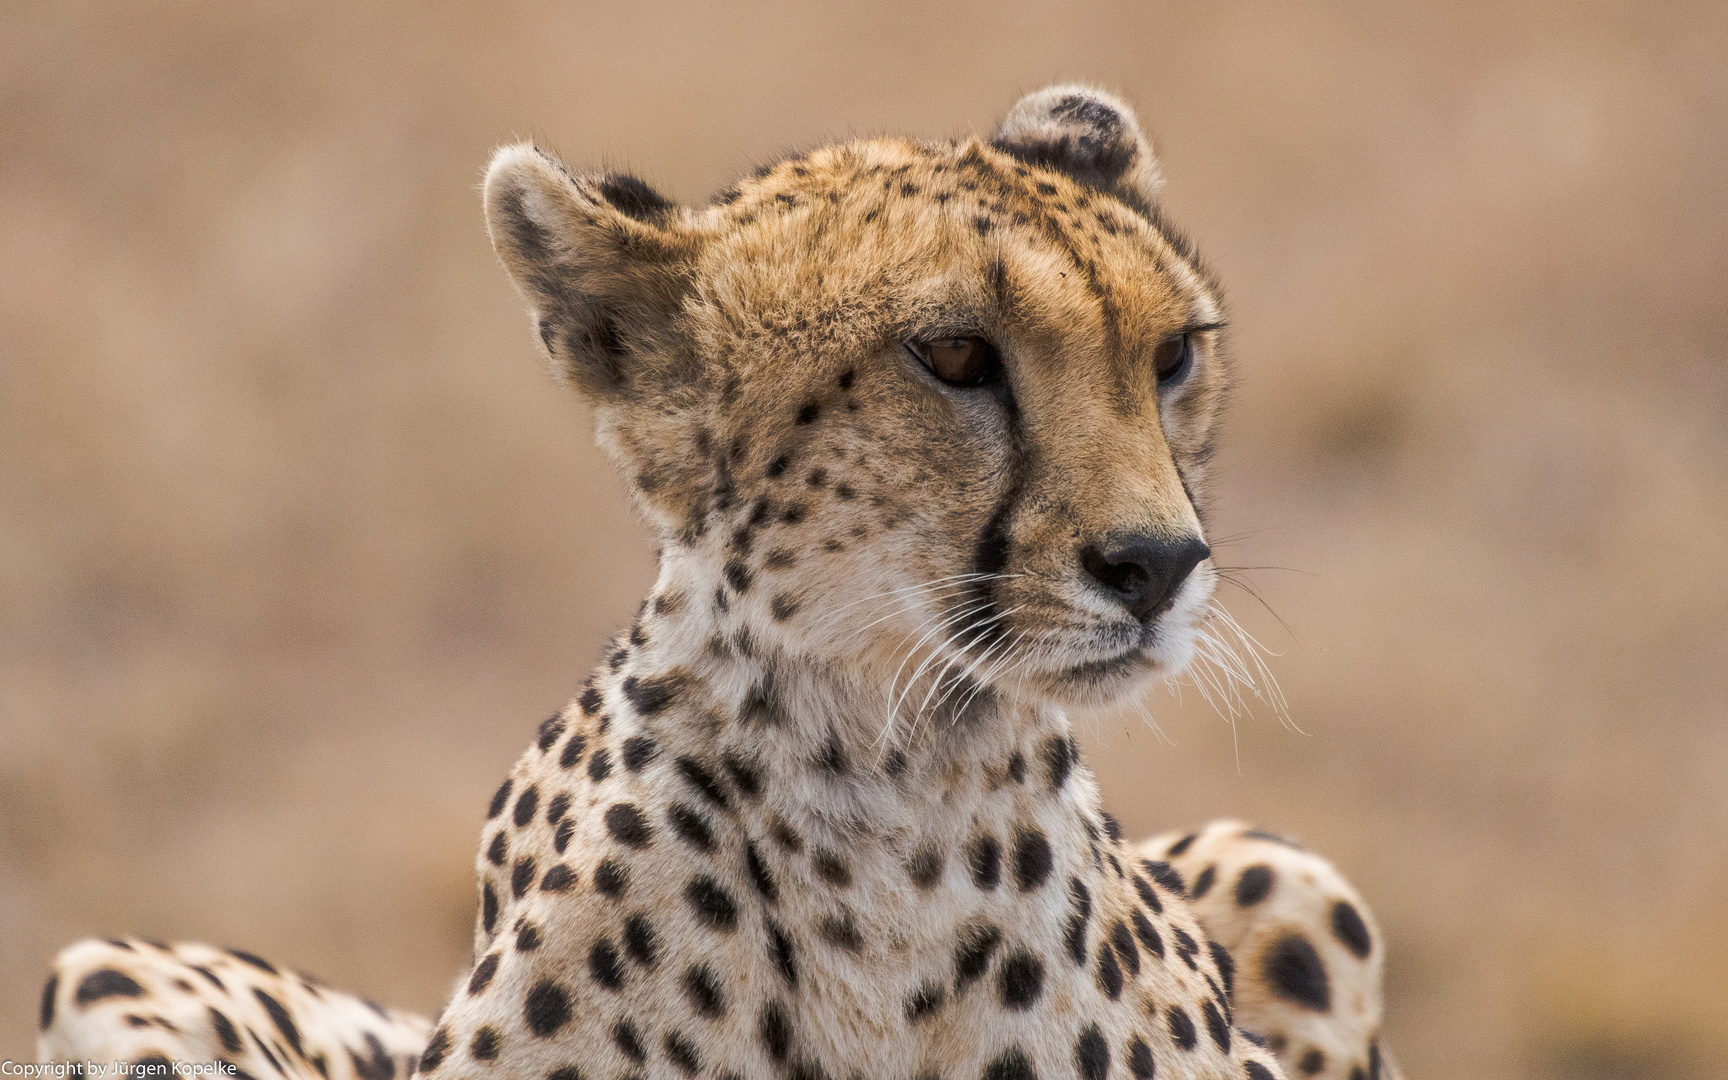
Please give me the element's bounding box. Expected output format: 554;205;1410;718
40;87;1395;1080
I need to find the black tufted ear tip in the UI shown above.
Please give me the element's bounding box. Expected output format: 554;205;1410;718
991;85;1163;209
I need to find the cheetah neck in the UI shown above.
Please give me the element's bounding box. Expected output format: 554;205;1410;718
612;553;1099;851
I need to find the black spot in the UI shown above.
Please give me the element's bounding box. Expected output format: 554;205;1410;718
621;736;659;772
907;847;943;889
997;951;1044;1010
1298;1049;1325;1075
39;973;58;1030
1246;1064;1277;1080
766;454;790;478
1013;829;1052;891
537;715;565;752
486;831;508;867
981;1047;1036;1080
575;682;603;716
553;818;575;854
1209;940;1236;1000
525;979;572;1036
968;834;1002;890
816;733;848;774
674;757;729;809
418;1028;450;1072
1141;860;1185;897
252;989;303;1057
558;731;587;770
1173;926;1201;970
1100;813;1123;843
1201;998;1231;1052
1235;865;1274;907
1065;878;1092;965
469;1026;500;1062
683;965;726;1019
593;858;628;897
605;803;653;848
487;780;513;820
512;857;537;899
618;912;658;969
766;916;798;985
742;841;779;903
837;369;855;389
724;560;753;594
1132;874;1164;915
722;753;762;798
665;1032;701;1076
481;883;499;933
623;673;684;715
588;746;613;782
1111;920;1141;976
1074;1025;1109;1080
772;818;804;852
1006;752;1026;782
1264;934;1331;1011
613;1018;646;1062
1167;1006;1197;1051
1097;940;1123;999
1042;735;1072;790
771;594;801;621
1190;865;1216;899
467;954;499;995
209;1008;243;1054
1370;1041;1384;1080
1132;911;1163;959
685;876;739;930
512;786;540;828
796;401;820;425
1331;900;1373;959
1165;833;1197;857
595;173;674;224
955;924;1002;989
229;949;279;975
813;848;852;887
546;792;571;825
588;940;625;991
759;1001;792;1061
904;984;945;1022
668;804;715;851
819;915;862;953
1127;1036;1154;1079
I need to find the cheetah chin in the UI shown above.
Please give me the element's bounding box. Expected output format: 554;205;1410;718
40;86;1400;1080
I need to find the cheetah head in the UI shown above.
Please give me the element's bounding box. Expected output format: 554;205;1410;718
485;86;1227;715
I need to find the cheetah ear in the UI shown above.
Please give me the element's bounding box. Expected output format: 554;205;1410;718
990;85;1164;213
483;144;698;399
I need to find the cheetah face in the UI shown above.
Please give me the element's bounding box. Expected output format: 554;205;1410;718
485;86;1226;714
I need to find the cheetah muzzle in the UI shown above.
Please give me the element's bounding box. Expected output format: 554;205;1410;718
39;86;1400;1080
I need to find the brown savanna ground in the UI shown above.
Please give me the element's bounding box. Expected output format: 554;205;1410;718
3;2;1725;1076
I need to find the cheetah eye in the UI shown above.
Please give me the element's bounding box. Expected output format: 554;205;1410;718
907;336;1003;388
1153;333;1192;385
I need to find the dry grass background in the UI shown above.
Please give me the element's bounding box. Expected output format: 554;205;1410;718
3;1;1725;1075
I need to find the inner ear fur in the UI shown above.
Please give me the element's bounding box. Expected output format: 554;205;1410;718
989;84;1164;215
483;144;698;399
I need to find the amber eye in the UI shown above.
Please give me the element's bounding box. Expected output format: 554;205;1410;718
909;336;1002;388
1153;333;1192;384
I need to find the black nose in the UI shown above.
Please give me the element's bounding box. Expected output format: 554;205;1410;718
1080;534;1211;622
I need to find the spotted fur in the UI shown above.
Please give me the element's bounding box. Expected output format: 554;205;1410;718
40;87;1397;1080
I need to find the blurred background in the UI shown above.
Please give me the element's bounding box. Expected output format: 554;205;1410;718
3;1;1725;1075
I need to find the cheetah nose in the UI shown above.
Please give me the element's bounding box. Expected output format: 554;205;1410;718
1080;534;1211;623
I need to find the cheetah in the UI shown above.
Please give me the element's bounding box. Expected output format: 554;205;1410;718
39;86;1400;1080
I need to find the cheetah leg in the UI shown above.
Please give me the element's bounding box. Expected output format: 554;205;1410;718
1135;821;1404;1080
38;939;431;1080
